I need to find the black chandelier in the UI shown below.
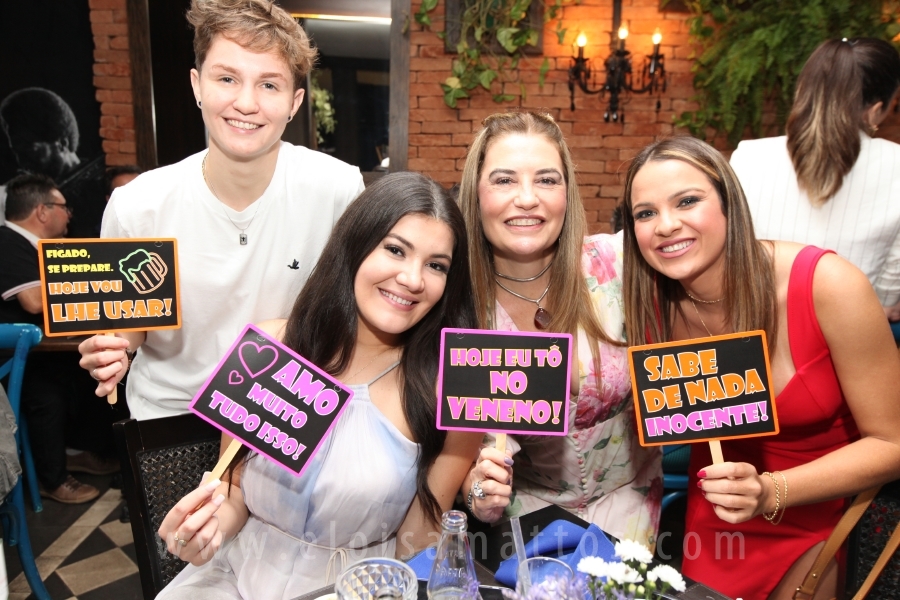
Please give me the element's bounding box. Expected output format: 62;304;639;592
567;0;666;122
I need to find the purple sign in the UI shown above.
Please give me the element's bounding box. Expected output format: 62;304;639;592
436;328;573;435
189;324;354;477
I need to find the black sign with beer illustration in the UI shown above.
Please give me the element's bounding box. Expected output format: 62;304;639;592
37;238;181;336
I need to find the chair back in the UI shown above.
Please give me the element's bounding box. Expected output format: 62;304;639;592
845;478;900;598
0;324;51;599
661;443;690;512
114;414;222;600
0;324;42;415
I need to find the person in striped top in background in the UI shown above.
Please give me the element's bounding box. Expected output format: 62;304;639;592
729;38;900;344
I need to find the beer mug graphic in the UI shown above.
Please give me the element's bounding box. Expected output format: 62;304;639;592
119;249;168;294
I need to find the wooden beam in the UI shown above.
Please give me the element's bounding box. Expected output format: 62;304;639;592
125;0;158;169
388;0;410;173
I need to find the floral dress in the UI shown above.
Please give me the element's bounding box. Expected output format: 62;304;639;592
489;232;662;547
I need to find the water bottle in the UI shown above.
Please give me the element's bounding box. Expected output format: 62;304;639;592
426;510;479;599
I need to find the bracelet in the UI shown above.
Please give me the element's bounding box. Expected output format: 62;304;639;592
774;470;787;525
762;471;780;524
762;471;787;525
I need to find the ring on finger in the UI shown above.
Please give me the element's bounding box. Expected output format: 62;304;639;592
472;480;487;500
174;532;188;547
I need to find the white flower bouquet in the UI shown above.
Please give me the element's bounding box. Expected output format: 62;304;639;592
577;540;686;600
500;540;686;600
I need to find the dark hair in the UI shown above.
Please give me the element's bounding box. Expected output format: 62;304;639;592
787;38;900;203
622;137;776;348
0;88;79;150
230;171;476;524
105;165;142;196
5;173;58;221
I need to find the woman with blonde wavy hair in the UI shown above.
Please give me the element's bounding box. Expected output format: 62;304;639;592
623;135;900;599
457;111;661;548
730;37;900;342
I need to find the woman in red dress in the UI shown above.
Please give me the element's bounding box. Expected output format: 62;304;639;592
620;136;900;599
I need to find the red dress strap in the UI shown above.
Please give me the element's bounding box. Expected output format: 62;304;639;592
787;246;833;367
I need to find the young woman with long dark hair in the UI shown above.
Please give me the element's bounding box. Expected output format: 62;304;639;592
155;172;482;598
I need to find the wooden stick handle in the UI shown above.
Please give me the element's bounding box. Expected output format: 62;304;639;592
106;332;117;405
206;438;242;484
709;439;724;464
495;433;507;455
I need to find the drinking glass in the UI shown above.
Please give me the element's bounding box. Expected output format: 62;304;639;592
515;556;575;596
334;557;418;600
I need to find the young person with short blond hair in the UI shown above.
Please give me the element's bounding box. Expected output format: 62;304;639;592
78;0;364;420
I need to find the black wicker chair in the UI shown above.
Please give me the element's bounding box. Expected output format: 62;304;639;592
845;478;900;598
113;415;222;600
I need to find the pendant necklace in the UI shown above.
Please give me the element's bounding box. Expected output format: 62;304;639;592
688;297;713;337
202;153;260;245
495;279;552;329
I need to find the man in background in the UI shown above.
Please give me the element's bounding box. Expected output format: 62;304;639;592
0;174;116;503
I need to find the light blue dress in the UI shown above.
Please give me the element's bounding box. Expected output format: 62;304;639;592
158;363;419;599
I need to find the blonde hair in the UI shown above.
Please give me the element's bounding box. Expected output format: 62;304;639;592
187;0;316;90
458;111;616;355
787;38;900;204
621;137;777;347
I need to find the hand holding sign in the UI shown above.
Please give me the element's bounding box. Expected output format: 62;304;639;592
41;238;181;405
628;331;778;465
157;477;229;567
189;324;354;479
437;328;572;523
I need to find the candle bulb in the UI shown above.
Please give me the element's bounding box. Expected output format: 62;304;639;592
618;24;628;51
650;28;662;72
576;32;587;60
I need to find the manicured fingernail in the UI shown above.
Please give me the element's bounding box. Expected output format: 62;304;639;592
212;493;225;506
504;457;514;466
204;478;221;492
696;480;703;489
697;470;707;478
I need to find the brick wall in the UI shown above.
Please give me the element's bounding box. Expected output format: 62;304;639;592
408;0;900;234
90;0;137;167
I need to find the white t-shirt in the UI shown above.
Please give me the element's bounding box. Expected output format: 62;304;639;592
731;134;900;306
102;142;364;420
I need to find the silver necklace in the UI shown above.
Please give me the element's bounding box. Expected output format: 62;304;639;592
495;279;552;329
345;347;398;383
494;259;553;283
202;153;260;245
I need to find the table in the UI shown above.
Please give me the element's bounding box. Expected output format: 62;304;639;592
0;334;87;357
291;505;733;600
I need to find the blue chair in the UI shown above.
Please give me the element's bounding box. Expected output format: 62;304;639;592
0;323;51;600
661;444;691;512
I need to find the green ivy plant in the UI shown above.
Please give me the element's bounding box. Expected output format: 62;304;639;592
676;0;899;147
415;0;572;108
310;74;336;146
